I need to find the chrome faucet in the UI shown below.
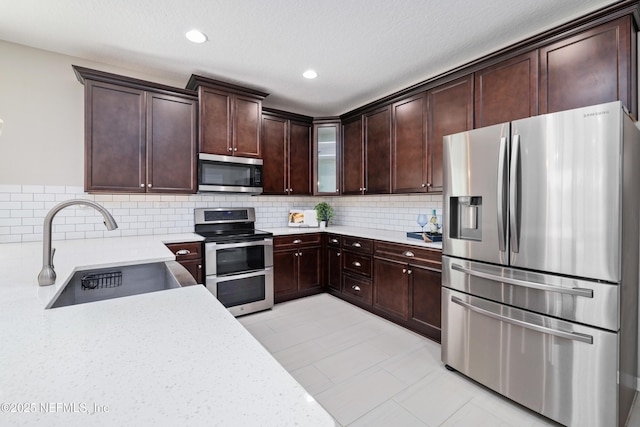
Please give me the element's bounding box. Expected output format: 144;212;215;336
37;199;118;286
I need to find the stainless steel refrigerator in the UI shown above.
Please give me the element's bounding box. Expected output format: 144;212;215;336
441;101;639;427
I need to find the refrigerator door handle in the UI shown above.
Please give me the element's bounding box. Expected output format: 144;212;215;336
497;136;508;252
509;134;521;253
451;296;594;344
451;263;594;298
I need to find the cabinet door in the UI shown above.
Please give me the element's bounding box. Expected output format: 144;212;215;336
327;246;342;292
261;115;288;194
273;249;298;299
364;106;392;194
426;75;473;193
147;92;197;193
342;116;364;195
288;121;311;195
475;51;538;128
179;259;203;284
199;87;232;155
373;257;409;320
409;264;441;341
298;246;322;291
234;95;262;158
392;93;427;193
85;81;146;193
540;16;634;115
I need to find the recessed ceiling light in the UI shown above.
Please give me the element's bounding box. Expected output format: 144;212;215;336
186;29;208;43
303;69;318;79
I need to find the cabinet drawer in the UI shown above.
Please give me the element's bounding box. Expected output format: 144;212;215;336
274;233;322;249
342;236;373;254
165;241;202;261
327;234;341;247
374;241;441;270
343;274;372;305
343;251;372;277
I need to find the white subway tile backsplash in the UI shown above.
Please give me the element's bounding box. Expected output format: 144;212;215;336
0;186;442;243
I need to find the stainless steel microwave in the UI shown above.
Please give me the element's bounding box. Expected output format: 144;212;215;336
198;153;263;194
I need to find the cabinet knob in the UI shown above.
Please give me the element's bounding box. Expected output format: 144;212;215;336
298;251;303;257
336;189;339;193
293;239;302;244
337;252;341;257
408;269;412;275
198;265;202;269
234;147;238;151
352;242;362;248
352;285;361;292
228;147;233;152
148;183;152;188
427;183;431;187
359;187;363;191
140;184;145;188
421;183;426;188
403;251;415;257
352;261;362;267
176;249;191;256
403;268;407;274
294;252;299;257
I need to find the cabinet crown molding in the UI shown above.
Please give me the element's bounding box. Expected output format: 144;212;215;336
186;74;268;99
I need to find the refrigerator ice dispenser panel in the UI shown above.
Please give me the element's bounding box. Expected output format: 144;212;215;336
449;196;482;241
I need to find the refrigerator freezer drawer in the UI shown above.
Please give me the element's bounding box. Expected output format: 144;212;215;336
442;287;618;427
442;256;619;331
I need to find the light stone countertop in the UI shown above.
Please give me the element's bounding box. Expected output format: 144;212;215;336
0;235;335;426
266;225;443;250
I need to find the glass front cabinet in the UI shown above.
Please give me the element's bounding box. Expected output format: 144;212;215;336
313;119;340;195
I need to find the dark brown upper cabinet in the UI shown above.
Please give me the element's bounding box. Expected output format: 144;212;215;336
540;15;636;116
475;51;538;127
341;116;364;195
364;106;392;194
186;75;267;158
426;75;474;193
261;109;312;196
74;66;197;194
392;93;428;193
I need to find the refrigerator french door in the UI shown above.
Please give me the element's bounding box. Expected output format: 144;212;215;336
441;101;639;427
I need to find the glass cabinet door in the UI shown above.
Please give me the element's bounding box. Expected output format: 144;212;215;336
313;120;340;195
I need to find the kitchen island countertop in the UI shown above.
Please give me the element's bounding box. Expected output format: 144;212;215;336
0;235;335;426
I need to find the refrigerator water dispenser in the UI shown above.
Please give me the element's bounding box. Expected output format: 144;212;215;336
449;196;482;241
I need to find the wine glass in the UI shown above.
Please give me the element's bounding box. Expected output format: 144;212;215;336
417;214;428;232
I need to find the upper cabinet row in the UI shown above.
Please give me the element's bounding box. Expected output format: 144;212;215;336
334;14;637;195
76;6;637;195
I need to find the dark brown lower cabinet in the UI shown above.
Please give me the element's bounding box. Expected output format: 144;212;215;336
373;257;409;320
408;264;441;340
327;245;342;292
273;234;323;303
164;241;203;284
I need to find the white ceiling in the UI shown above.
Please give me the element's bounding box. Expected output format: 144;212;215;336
0;0;620;117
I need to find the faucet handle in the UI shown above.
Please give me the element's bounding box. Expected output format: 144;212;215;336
51;247;56;268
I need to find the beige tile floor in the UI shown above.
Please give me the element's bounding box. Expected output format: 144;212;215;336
239;294;640;427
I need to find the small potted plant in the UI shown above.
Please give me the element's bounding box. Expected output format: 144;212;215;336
315;202;335;228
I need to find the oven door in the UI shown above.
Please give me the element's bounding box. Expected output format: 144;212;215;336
206;268;274;316
205;239;273;277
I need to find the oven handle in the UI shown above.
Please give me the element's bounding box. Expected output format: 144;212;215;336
208;267;273;284
451;296;593;344
207;239;273;251
451;263;593;298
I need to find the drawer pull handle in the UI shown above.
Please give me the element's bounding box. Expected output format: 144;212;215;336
352;242;362;248
330;239;339;243
352;261;362;267
352;285;361;292
176;249;191;256
293;239;302;244
403;251;415;257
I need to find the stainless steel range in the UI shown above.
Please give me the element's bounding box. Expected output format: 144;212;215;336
195;208;274;316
